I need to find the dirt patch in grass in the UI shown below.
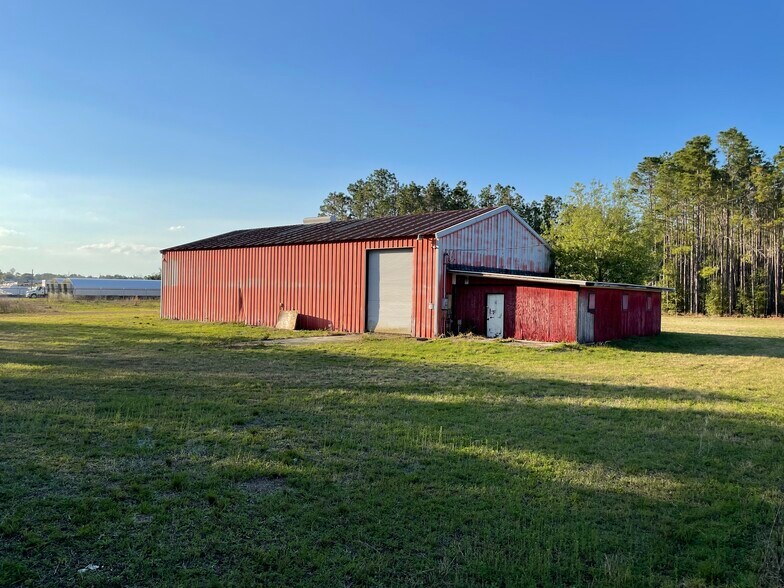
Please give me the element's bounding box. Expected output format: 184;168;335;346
239;477;287;494
231;413;282;430
132;514;153;525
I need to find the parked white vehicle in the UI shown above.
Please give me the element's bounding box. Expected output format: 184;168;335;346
0;283;47;298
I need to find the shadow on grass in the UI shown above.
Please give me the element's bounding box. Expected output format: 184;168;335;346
614;330;784;358
2;317;784;585
3;359;780;585
3;337;781;493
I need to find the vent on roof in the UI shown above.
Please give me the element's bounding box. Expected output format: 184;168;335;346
303;215;336;224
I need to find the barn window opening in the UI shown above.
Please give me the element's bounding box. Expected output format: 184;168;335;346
622;294;629;311
588;292;596;312
646;294;653;311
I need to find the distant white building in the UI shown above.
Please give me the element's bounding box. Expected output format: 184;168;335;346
46;278;161;298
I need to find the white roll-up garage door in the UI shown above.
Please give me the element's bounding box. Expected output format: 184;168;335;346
366;249;413;334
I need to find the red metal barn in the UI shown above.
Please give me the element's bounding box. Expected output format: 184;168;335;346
161;206;667;342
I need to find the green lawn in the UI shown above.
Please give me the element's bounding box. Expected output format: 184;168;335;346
1;301;783;586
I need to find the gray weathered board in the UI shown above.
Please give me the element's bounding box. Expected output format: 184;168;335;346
275;310;299;330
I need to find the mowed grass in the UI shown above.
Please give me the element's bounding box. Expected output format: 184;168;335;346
1;302;783;587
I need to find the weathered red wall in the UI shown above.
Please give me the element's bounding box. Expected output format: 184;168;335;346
452;280;663;343
451;278;579;342
589;288;661;342
451;283;517;337
515;284;579;342
161;238;438;337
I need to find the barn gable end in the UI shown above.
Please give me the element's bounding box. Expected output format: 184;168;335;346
436;207;552;275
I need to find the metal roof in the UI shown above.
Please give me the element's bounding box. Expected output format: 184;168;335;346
450;269;674;292
67;278;161;290
162;208;496;252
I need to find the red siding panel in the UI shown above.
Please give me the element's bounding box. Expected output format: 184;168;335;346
514;284;578;342
451;284;517;337
589;288;661;342
451;278;579;342
161;238;437;337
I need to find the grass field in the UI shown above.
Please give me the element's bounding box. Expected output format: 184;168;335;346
1;300;783;586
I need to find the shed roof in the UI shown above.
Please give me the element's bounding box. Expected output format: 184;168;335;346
450;269;674;292
162;207;496;252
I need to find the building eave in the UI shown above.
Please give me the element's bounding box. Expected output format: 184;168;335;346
449;269;674;292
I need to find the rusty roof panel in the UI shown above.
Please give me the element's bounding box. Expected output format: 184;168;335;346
162;208;495;252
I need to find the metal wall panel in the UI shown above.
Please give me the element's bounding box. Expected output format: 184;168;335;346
161;238;437;337
589;288;662;342
438;209;552;273
514;284;578;342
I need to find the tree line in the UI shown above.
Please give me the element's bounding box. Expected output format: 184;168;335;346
319;169;563;235
629;129;783;316
320;127;784;316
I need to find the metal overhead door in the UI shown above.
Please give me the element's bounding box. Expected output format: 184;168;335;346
366;249;413;334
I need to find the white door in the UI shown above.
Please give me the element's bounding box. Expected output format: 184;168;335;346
366;249;413;334
486;294;504;338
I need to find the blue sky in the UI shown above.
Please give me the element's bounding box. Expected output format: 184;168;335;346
1;1;782;275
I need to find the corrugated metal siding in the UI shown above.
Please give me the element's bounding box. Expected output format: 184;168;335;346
439;210;552;273
590;288;661;342
161;238;437;337
451;279;578;342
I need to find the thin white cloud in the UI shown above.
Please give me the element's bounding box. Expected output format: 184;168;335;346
0;227;22;237
78;241;159;255
168;225;185;231
0;244;38;251
84;211;108;223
